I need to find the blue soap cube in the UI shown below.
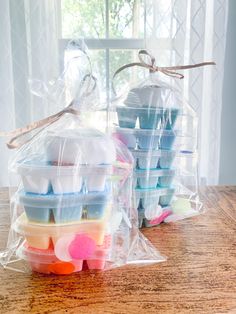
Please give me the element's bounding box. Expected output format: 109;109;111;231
159;193;174;206
86;204;106;219
24;206;50;223
141;195;160;209
117;107;137;129
52;205;83;223
159;155;175;169
138;156;159;169
139;111;162;129
159;131;176;150
137;177;158;189
138;134;159;150
158;176;174;187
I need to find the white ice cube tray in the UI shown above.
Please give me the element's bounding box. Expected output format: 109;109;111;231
16;161;112;194
131;149;196;170
114;126;196;152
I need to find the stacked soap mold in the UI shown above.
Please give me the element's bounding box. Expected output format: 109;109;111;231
113;84;199;227
11;128;126;275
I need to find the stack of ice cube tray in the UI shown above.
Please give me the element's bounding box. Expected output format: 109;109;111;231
13;160;114;275
114;105;194;227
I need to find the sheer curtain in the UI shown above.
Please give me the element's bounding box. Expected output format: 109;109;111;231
145;0;228;184
0;0;228;186
0;0;60;186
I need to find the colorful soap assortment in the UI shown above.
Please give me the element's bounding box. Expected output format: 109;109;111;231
11;128;131;275
113;84;198;227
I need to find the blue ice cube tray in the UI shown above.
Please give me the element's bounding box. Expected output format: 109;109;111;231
16;188;111;224
116;106;179;130
135;187;175;208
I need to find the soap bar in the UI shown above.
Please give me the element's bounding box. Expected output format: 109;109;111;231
172;198;192;215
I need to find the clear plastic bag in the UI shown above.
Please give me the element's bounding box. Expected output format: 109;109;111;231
29;38;102;113
0;44;165;275
0;114;165;275
111;67;202;228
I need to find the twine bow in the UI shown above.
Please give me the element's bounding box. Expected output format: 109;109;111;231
0;101;80;149
112;49;216;92
0;72;96;149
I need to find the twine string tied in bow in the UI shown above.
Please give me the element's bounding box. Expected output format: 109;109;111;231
0;102;80;149
112;49;216;94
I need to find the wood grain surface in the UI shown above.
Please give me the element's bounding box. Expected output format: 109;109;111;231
0;186;235;314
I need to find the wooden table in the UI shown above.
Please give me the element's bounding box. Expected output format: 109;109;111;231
0;186;235;314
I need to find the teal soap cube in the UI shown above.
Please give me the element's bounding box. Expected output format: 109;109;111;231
117;107;137;129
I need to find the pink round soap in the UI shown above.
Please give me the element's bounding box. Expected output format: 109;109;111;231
69;234;96;260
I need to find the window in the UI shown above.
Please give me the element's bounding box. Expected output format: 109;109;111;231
59;0;146;104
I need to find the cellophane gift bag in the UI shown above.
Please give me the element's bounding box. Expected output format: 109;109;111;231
111;52;203;228
0;43;165;275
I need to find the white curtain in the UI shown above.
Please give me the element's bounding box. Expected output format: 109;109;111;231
145;0;228;185
0;0;60;186
0;1;16;186
0;0;229;186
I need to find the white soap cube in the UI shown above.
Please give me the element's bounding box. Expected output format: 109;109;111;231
51;175;83;194
86;174;106;192
22;175;50;194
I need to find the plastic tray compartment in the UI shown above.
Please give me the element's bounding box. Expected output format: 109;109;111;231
17;189;111;223
116;106;180;130
17;235;112;275
131;149;176;169
135;187;175;212
135;168;175;189
13;208;111;249
17;162;112;194
114;127;177;150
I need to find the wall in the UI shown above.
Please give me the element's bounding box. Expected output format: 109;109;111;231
219;0;236;184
